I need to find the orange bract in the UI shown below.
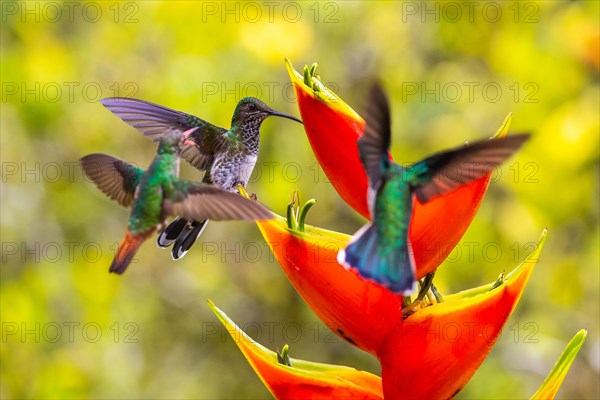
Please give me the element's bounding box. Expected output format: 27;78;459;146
208;300;383;399
379;231;544;398
257;216;402;355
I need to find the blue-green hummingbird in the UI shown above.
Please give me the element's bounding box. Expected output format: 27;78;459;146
80;127;273;274
100;97;302;260
338;84;530;294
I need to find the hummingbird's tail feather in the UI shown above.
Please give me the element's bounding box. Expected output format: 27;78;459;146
172;220;209;260
110;229;152;274
338;223;417;295
157;217;189;248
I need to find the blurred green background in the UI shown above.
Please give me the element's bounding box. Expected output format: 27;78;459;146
1;1;598;398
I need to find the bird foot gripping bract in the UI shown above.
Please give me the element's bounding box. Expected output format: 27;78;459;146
338;84;530;295
99;96;302;259
80;128;273;274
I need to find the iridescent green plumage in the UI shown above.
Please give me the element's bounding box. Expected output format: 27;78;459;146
338;84;530;294
80;128;273;275
374;164;412;251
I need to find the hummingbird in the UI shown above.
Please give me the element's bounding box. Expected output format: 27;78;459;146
99;96;302;259
337;84;530;294
80;127;273;274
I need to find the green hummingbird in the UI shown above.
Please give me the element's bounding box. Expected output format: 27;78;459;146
99;97;302;259
80;127;273;274
337;84;530;294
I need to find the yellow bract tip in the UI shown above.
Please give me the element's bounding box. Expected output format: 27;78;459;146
492;112;513;139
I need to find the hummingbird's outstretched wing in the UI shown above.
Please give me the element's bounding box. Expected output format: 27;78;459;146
163;180;273;222
100;98;229;170
80;153;143;207
357;84;391;190
411;134;530;204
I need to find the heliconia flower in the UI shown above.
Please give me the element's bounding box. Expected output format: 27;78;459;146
207;300;383;400
263;209;547;397
208;232;586;399
285;58;512;277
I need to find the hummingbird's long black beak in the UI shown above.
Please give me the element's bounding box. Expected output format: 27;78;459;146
268;110;303;124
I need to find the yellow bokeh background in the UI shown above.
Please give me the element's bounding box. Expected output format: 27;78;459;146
1;1;598;398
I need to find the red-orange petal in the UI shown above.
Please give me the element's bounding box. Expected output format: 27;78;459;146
257;215;402;356
286;61;368;217
286;59;512;277
208;300;383;400
378;230;547;399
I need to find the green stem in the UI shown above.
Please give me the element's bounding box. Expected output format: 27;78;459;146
303;65;311;87
287;202;297;230
431;282;444;303
414;272;436;303
298;199;316;232
491;271;505;290
277;344;292;367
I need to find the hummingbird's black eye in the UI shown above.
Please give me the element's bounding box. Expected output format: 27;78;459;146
248;103;256;111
